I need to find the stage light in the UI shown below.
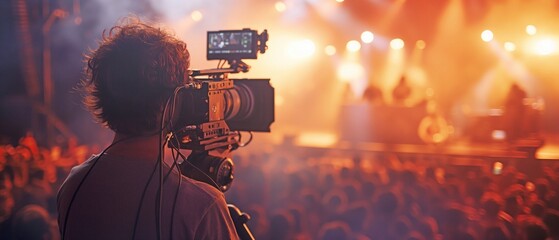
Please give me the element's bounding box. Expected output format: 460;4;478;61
533;38;557;56
287;39;316;59
504;42;516;52
481;30;493;42
526;25;537;36
416;40;426;49
325;45;336;56
492;161;504;174
346;40;361;52
492;130;506;141
390;38;404;49
361;31;374;43
275;1;287;12
191;10;203;22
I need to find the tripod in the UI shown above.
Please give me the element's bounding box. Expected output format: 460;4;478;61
228;204;255;240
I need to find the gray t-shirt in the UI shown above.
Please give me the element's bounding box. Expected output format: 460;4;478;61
57;154;239;240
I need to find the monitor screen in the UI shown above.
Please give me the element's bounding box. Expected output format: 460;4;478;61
207;30;257;60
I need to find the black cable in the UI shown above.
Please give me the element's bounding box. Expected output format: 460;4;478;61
239;131;253;147
130;129;171;240
156;90;175;240
156;126;163;240
160;86;184;239
131;148;160;240
173;149;221;189
168;139;182;240
131;89;177;240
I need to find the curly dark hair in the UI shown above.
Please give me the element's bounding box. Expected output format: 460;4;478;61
82;20;190;135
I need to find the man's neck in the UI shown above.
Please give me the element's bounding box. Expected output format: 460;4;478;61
105;132;164;159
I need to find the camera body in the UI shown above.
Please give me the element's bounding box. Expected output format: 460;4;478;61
172;77;274;151
170;28;272;192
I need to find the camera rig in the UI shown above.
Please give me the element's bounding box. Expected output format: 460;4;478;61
169;28;272;194
169;29;271;240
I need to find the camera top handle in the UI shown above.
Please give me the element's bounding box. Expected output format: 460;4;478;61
190;59;251;79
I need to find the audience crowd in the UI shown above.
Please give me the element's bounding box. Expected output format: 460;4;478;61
1;134;559;240
227;146;559;240
0;134;91;240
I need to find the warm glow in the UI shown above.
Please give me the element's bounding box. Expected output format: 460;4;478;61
275;1;287;12
526;25;537;36
335;0;344;2
295;132;338;147
287;39;316;58
337;62;364;82
416;40;426;49
346;40;361;52
361;31;375;43
390;38;405;49
504;42;516;52
191;10;203;22
275;95;285;106
481;30;493;42
425;88;434;98
325;45;336;56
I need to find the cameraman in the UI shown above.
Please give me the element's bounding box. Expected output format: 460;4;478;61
57;19;239;240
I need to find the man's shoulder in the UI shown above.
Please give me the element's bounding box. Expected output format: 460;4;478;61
175;175;231;217
176;177;239;240
178;176;225;204
59;155;98;187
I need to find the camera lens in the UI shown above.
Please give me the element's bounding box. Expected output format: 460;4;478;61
223;83;254;121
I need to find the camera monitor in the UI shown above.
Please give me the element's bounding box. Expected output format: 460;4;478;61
207;29;258;60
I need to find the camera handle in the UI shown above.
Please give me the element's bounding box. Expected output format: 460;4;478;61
228;204;255;240
190;60;250;78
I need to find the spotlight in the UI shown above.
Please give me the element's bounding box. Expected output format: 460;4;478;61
390;38;404;49
361;31;374;43
275;1;287;12
191;10;203;22
346;40;361;52
526;25;537;36
481;30;493;42
504;42;516;52
533;38;557;56
416;40;426;50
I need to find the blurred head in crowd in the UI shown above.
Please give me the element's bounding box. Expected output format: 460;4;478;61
483;226;510;240
317;221;352;240
481;192;504;218
518;215;549;240
12;204;56;240
542;209;559;239
374;191;399;216
267;211;295;240
0;190;14;223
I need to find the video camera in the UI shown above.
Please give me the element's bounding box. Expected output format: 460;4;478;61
170;28;273;192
